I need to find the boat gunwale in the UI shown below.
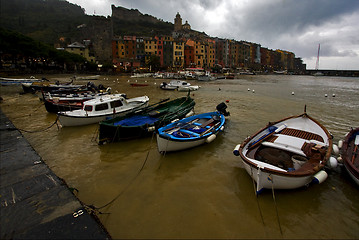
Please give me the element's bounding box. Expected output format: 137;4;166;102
157;112;225;142
342;128;359;180
238;112;333;177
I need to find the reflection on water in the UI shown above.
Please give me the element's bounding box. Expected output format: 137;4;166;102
1;74;358;238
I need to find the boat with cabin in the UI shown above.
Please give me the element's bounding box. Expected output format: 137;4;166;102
57;94;149;127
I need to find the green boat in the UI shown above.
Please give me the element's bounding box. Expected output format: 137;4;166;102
98;95;195;144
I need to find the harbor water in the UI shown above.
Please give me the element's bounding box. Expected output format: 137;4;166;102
1;74;358;239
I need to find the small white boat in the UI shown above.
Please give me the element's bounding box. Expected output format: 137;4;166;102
197;71;216;81
160;80;194;90
177;85;200;92
58;94;149;127
157;102;229;153
233;109;333;194
0;76;44;85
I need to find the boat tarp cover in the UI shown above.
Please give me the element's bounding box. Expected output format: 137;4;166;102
114;115;158;126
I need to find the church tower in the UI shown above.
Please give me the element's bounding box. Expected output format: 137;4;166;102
174;12;182;31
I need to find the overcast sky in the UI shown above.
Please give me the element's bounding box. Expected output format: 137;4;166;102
67;0;359;70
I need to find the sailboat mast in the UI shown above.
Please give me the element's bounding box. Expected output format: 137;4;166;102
315;43;320;70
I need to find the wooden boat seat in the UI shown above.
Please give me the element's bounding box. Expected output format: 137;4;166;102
279;128;324;142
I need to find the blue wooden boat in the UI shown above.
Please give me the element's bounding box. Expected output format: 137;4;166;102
156;102;229;153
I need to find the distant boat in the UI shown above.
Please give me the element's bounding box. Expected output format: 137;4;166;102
197;71;216;81
313;43;324;76
160;80;193;90
0;76;45;86
73;75;100;80
273;70;287;75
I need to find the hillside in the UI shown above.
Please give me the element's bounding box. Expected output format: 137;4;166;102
111;5;174;36
0;0;89;45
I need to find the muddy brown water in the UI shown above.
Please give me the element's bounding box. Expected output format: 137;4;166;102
1;74;358;239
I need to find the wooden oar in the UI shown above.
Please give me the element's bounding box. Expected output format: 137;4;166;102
199;121;221;136
248;125;287;150
165;118;199;134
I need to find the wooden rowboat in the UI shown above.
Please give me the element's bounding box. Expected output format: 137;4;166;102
340;127;359;186
156;105;228;153
233;110;333;194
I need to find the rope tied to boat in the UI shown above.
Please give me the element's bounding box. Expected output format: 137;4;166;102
16;115;60;133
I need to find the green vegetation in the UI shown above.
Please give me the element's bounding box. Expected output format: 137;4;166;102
0;28;86;64
0;0;88;44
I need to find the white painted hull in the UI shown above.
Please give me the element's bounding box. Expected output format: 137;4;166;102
157;134;210;152
242;161;313;193
58;98;148;127
59;111;128;127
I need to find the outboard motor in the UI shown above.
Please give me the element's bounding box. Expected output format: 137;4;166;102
216;102;230;116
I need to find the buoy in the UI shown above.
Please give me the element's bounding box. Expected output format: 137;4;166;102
338;140;343;149
337;156;343;163
292;92;295;95
252;90;255;93
332;93;336;97
147;126;156;132
325;94;328;97
248;88;250;91
185;110;194;118
328;156;338;168
312;170;328;184
233;144;241;156
206;134;216;143
332;144;340;155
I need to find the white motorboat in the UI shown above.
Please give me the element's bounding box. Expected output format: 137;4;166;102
233;109;333;194
58;94;149;127
160;80;193;90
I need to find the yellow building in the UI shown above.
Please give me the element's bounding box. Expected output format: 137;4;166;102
205;39;216;68
144;37;158;58
66;41;95;62
194;40;205;68
173;40;185;68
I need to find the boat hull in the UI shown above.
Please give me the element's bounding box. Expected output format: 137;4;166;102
242;161;314;193
341;128;359;186
58;100;148;127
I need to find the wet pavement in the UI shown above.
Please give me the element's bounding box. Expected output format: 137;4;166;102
0;109;111;239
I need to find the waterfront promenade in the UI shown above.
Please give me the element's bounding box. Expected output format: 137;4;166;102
0;109;111;239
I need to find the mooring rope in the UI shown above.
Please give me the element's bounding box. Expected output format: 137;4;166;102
250;167;267;238
93;129;156;211
269;175;283;237
13;115;60;133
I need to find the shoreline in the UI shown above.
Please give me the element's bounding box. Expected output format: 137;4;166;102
0;109;111;239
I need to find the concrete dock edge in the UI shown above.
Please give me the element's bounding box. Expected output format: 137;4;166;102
0;109;111;239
